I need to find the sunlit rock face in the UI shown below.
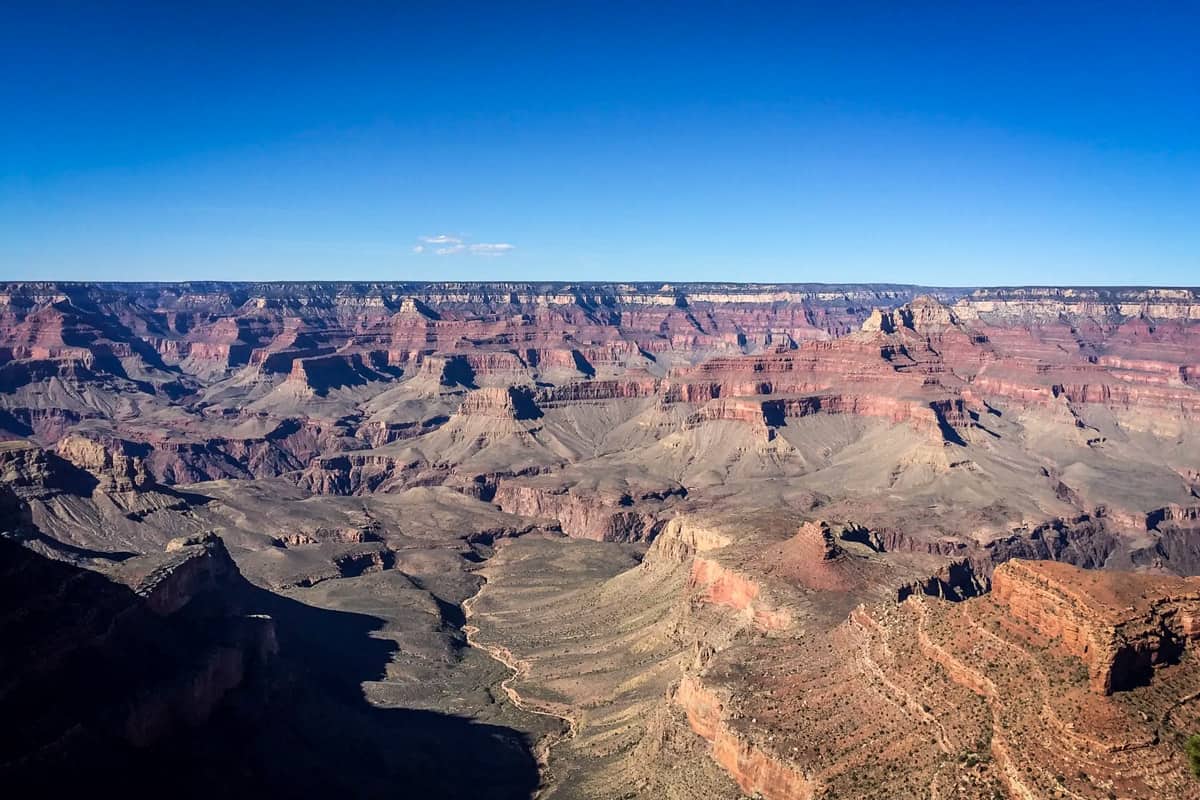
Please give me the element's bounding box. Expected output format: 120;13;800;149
4;282;1200;799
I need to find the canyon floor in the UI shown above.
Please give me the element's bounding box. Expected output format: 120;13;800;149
3;282;1200;799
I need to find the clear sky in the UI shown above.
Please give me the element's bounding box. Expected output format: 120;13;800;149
2;1;1197;285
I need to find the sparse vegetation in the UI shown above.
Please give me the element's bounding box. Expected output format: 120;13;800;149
7;281;1200;798
1187;733;1200;777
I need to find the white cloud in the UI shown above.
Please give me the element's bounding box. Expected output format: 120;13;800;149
468;242;515;255
414;234;515;256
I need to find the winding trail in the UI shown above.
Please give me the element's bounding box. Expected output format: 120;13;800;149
462;576;578;797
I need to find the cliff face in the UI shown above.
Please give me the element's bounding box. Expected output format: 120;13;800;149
4;282;1200;798
493;473;685;541
659;523;1200;799
457;386;544;420
3;285;1199;510
0;533;276;776
0;281;917;408
675;676;815;800
688;555;794;631
992;559;1200;693
56;432;152;491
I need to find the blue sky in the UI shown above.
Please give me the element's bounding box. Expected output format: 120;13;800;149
1;1;1197;285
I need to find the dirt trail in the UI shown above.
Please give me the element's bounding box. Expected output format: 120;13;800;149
462;577;577;797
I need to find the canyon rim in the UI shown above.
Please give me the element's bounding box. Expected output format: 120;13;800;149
2;282;1200;798
5;3;1200;797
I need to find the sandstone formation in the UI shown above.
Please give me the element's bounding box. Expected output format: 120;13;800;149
465;511;1200;800
992;559;1200;693
4;282;1200;799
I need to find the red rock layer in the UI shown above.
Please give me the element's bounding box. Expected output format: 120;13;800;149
991;559;1200;693
675;676;816;800
2;285;1199;488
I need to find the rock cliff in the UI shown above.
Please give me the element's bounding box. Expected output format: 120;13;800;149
992;559;1200;693
0;532;276;779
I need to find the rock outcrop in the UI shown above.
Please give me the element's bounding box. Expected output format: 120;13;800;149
56;432;153;491
675;676;815;800
0;534;276;777
4;282;1200;799
493;473;685;541
992;559;1200;693
457;386;543;420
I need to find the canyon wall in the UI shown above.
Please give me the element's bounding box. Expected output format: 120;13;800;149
992;559;1200;693
0;530;276;777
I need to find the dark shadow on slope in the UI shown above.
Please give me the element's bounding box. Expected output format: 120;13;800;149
440;355;479;389
26;528;140;561
570;349;596;378
300;354;401;397
0;537;540;800
154;484;219;507
177;583;541;798
41;451;102;496
1108;632;1185;692
510;386;544;420
0;409;34;437
761;400;787;428
934;414;967;446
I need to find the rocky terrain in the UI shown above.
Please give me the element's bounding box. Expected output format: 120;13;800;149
3;281;1200;798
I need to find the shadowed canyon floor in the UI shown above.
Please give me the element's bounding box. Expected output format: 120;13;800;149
4;282;1200;798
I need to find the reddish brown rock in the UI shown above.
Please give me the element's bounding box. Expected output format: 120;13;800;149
991;559;1200;693
688;556;794;631
457;386;543;419
56;433;153;492
675;676;815;800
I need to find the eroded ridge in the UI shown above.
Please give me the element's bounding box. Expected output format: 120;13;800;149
678;557;1200;800
4;283;1200;798
466;511;1200;800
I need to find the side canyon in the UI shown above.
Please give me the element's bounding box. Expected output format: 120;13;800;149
3;282;1200;799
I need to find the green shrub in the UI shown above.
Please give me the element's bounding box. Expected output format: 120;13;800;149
1187;733;1200;778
